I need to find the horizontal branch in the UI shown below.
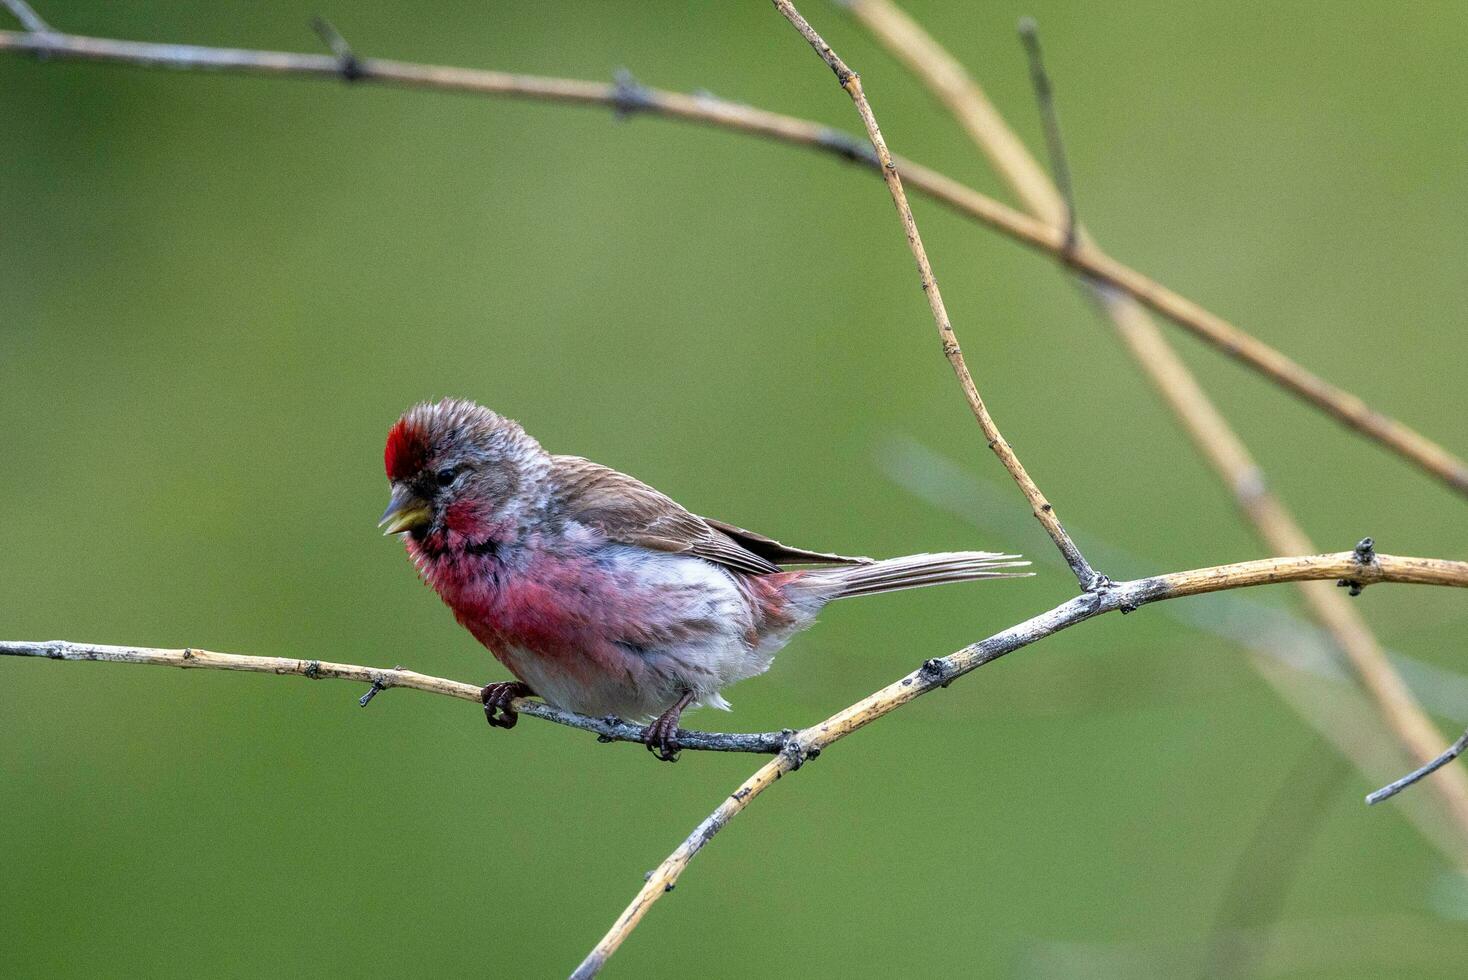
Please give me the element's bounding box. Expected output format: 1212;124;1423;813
572;548;1468;974
0;26;1464;496
0;640;788;754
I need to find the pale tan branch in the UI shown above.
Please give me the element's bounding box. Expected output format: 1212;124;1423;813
0;26;1463;496
0;641;788;754
843;0;1468;845
770;0;1098;588
571;549;1468;974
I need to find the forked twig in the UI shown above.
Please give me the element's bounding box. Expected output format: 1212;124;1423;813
570;549;1468;975
840;0;1468;840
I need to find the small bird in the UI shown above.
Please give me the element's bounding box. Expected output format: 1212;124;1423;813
379;398;1028;760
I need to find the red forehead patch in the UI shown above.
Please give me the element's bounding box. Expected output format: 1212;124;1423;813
384;419;428;481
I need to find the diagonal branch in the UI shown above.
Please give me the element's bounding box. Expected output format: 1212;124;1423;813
840;0;1468;844
771;0;1099;588
1369;727;1468;805
0;26;1464;496
570;549;1468;975
1;0;50;34
0;640;788;754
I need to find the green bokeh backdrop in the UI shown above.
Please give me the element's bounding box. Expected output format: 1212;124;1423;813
4;2;1468;977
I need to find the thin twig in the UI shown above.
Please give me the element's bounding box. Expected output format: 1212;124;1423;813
308;15;360;80
1015;17;1076;251
571;549;1468;975
0;641;788;754
771;0;1101;589
841;0;1468;843
0;28;1463;496
1;0;50;34
1368;728;1468;805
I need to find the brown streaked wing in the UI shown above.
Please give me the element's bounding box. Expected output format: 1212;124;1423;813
550;455;781;575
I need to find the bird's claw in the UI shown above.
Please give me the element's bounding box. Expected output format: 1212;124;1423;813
643;713;682;762
481;681;532;729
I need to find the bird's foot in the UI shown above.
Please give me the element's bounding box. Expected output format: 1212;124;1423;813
481;681;533;729
644;690;696;763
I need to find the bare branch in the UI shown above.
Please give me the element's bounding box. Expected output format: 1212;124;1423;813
770;0;1101;589
0;27;1463;495
308;15;361;81
1368;728;1468;805
2;0;51;34
1016;17;1076;250
0;641;788;754
572;549;1468;974
6;13;1468;970
841;0;1468;845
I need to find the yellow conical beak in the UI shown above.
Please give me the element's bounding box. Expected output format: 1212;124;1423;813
378;487;432;535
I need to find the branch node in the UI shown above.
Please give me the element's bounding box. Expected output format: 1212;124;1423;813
309;16;362;82
1234;467;1268;505
813;127;879;167
1338;537;1378;595
611;67;653;120
920;657;953;687
780;733;811;770
358;665;401;707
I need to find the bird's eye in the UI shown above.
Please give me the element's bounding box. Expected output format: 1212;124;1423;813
435;467;461;487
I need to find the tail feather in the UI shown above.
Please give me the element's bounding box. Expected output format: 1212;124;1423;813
802;551;1030;600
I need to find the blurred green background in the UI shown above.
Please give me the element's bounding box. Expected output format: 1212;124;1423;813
4;1;1468;976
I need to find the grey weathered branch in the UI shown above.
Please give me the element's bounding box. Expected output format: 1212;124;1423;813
1;0;50;34
1368;728;1468;805
0;641;788;754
